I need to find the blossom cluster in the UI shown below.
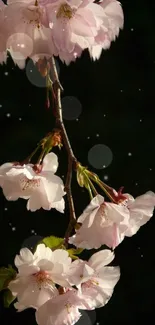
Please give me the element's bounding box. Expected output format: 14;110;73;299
0;0;124;67
0;152;155;252
9;243;120;325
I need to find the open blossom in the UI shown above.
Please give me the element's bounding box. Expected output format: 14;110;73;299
36;288;93;325
67;249;120;309
89;0;124;60
46;0;103;63
69;194;130;249
0;0;124;66
69;191;155;249
3;0;58;68
0;152;65;212
9;244;72;310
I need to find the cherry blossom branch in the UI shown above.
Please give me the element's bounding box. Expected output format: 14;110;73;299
50;56;77;244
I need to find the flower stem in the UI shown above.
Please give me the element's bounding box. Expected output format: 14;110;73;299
50;56;77;245
86;182;94;200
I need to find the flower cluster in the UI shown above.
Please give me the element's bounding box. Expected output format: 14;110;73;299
0;0;124;67
0;2;154;324
9;244;120;325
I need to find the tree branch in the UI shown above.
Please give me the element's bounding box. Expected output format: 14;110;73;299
50;56;77;245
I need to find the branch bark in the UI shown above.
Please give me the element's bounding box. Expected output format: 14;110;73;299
50;56;77;245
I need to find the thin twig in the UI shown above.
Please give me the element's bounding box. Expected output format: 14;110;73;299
50;56;77;245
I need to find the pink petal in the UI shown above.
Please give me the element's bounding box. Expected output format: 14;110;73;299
88;250;114;269
42;153;58;173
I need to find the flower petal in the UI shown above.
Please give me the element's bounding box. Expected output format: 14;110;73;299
88;250;114;269
42;153;58;173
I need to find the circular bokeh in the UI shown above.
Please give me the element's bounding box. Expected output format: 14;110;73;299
88;144;113;169
62;96;82;120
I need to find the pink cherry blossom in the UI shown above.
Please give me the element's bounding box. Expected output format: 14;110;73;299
45;0;106;64
67;249;120;309
89;0;124;60
0;153;65;212
9;244;72;310
35;288;92;325
69;191;155;250
4;0;57;68
69;194;130;249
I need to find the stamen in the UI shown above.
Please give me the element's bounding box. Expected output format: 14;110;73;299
56;3;75;19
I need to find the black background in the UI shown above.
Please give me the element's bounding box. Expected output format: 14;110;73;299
0;0;155;324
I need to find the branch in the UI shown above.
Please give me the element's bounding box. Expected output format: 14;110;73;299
50;56;77;245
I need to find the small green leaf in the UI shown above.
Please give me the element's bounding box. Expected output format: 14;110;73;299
3;289;16;308
42;236;64;249
0;266;16;291
67;248;84;259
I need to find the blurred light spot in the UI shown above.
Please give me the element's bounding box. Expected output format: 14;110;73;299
88;144;113;169
7;33;33;61
62;96;82;120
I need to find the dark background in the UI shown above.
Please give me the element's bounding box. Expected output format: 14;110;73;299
0;0;155;324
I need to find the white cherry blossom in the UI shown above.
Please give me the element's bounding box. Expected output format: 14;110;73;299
69;191;155;250
69;194;130;249
36;288;92;325
0;152;65;212
9;244;72;310
67;249;120;309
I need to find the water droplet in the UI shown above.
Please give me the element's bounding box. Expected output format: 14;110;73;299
128;152;132;156
19;117;22;121
6;113;11;117
4;72;8;76
88;144;113;169
62;96;82;120
96;134;99;137
12;227;16;231
103;175;108;181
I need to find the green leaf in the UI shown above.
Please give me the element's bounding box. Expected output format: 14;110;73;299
0;266;16;291
42;236;64;249
67;248;84;259
3;289;16;308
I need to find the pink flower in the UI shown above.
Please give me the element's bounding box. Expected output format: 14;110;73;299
69;191;155;250
46;0;105;64
67;249;120;309
35;288;92;325
0;153;65;212
9;244;72;310
69;194;130;249
4;0;57;68
89;0;124;60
